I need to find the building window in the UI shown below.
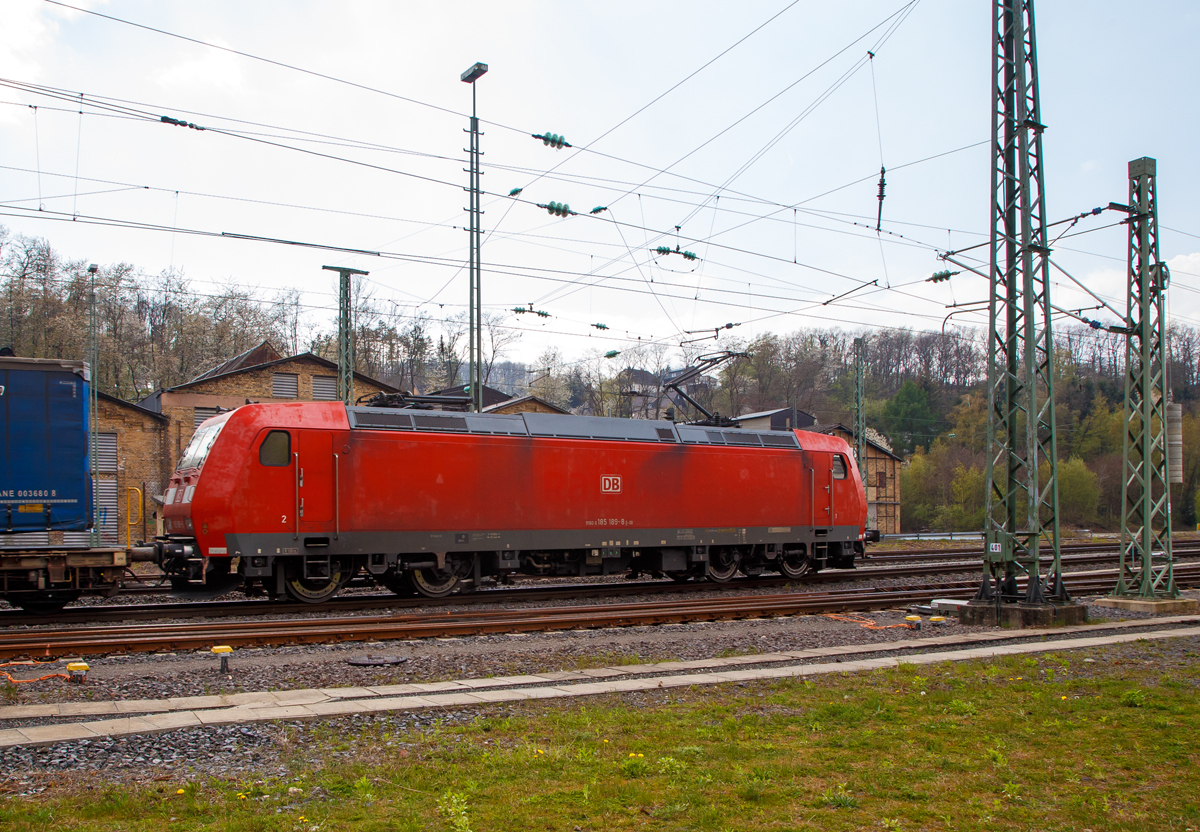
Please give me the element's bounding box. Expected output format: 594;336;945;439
194;406;219;428
312;375;337;401
95;432;118;473
272;373;299;398
259;431;291;466
876;470;887;488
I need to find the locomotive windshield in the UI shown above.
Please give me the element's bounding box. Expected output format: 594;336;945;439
177;422;225;471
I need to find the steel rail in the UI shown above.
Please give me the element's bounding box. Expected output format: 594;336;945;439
3;564;1198;659
8;549;1200;627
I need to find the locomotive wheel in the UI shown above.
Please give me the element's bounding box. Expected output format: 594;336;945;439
778;549;813;580
283;557;356;603
705;547;740;583
408;555;475;598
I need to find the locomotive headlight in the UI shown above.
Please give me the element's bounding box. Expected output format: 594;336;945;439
185;517;194;531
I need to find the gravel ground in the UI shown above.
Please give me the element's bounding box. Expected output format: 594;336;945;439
0;570;1185;706
2;582;1198;794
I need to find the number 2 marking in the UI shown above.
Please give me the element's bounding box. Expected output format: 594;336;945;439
282;515;287;524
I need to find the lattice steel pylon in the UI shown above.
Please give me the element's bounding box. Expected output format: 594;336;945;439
853;337;866;469
979;0;1065;605
323;265;369;405
1112;157;1178;600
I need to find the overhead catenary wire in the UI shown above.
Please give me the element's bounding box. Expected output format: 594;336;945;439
0;90;987;296
14;7;1195;357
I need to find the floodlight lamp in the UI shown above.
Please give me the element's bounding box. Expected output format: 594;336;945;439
461;62;488;83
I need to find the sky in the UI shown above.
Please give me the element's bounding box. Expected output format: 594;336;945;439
1;0;1198;372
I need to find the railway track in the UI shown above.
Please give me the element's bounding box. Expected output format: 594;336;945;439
4;563;1198;660
7;547;1200;628
11;545;1200;624
864;540;1200;562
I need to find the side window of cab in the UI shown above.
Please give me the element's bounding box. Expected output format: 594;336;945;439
831;453;848;480
259;430;291;466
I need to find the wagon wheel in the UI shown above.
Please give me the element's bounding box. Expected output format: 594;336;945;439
11;590;80;615
705;547;741;583
778;548;813;580
408;554;475;599
283;557;356;603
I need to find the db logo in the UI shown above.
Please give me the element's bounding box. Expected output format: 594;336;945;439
601;476;622;493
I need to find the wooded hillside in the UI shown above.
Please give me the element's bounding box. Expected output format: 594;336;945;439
6;227;1197;532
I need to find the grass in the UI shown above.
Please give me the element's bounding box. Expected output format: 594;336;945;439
3;644;1199;831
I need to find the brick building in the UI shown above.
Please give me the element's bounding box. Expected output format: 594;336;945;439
138;342;398;473
95;392;170;546
816;424;902;535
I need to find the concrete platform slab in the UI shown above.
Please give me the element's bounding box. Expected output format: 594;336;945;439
366;684;425;696
79;716;158;738
0;703;60;719
18;723;99;744
224;692;280;707
245;705;316;721
456;677;512;689
423;692;488;707
270;690;330;706
196;708;249;725
366;696;440;712
168;695;226;710
517;686;574;700
465;689;531;702
654;673;728;687
536;671;588;682
716;667;786;682
55;702;121;717
493;675;555;687
143;711;202;731
306;700;370;717
319;687;378;700
410;681;470;693
1095;597;1200;614
548;682;613;696
114;699;172;714
0;728;29;747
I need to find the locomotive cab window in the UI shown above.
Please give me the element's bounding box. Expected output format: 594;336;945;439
831;454;848;480
259;430;291;466
176;422;225;471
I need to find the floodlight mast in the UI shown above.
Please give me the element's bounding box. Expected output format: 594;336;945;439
462;62;488;412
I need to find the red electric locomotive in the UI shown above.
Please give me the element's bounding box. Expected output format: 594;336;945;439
156;402;872;602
